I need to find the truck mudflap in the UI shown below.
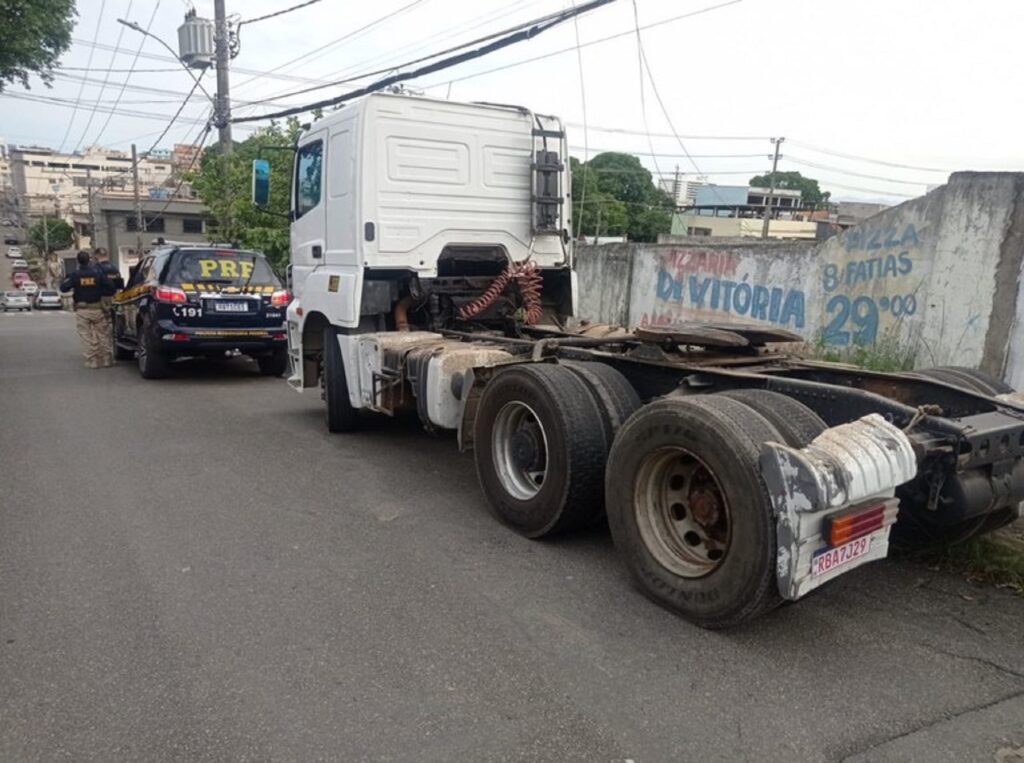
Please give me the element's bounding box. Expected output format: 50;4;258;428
759;414;918;600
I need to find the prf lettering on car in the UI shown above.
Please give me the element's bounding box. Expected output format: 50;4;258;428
198;257;255;279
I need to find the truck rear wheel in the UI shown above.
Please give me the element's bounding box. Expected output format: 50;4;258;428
323;326;357;433
560;361;641;451
474;364;607;538
606;395;784;629
716;389;826;447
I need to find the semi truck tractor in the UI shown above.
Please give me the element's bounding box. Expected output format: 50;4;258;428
252;93;1024;628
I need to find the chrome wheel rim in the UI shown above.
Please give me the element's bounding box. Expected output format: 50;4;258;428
634;447;732;578
492;401;549;500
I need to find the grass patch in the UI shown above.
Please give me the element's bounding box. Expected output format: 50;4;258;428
812;329;917;372
903;531;1024;595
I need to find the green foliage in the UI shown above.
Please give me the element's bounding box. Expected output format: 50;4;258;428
189;119;300;271
749;170;831;207
0;0;76;91
571;152;674;242
28;216;73;254
812;328;917;372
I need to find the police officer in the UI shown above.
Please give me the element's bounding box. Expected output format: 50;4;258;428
60;250;116;369
93;247;124;342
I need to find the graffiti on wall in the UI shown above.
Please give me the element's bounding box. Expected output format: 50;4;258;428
640;249;807;329
819;223;922;346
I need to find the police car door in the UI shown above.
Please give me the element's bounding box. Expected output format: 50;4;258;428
122;255;153;343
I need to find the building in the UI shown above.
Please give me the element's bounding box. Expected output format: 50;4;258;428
669;214;819;240
691;184;803;211
658;175;704;207
173;143;201;173
836;200;889;226
95;193;209;277
7;144;177;222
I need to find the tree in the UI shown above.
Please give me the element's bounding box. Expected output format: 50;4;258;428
28;216;73;255
748;170;831;207
190;119;301;271
571;152;675;242
0;0;77;91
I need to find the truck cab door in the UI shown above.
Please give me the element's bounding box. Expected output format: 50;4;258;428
291;133;326;300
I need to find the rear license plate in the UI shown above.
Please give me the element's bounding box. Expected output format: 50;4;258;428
812;535;871;577
212;300;251;313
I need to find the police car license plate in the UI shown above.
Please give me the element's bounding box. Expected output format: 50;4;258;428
811;535;871;577
213;300;250;313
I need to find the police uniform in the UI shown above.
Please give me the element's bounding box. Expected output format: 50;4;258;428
60;264;116;368
95;258;124;344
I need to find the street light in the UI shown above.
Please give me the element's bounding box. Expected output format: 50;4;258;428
116;18;216;106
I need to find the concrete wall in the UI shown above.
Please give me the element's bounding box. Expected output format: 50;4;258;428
575;172;1024;382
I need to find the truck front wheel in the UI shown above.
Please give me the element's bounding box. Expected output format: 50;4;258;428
323;326;357;433
606;395;784;629
474;364;607;538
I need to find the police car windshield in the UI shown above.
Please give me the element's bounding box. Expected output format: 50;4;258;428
166;250;281;288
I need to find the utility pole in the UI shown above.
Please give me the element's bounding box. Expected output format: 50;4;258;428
85;168;98;251
131;143;144;256
213;0;233;153
761;136;784;239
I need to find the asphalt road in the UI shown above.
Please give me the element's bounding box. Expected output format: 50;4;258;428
1;315;1023;762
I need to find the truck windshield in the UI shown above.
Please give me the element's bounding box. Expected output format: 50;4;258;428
166;250;281;288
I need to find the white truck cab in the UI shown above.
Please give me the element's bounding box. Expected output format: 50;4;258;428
280;93;575;393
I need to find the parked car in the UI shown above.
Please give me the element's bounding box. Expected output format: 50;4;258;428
12;271;32;287
112;244;290;378
5;246;22;258
2;290;31;312
20;281;39;296
4;236;19;246
11;258;29;270
34;290;62;310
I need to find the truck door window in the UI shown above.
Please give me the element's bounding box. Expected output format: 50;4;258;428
295;140;323;218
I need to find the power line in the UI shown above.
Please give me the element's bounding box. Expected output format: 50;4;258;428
70;36;345;85
786;139;951;173
59;65;181;73
231;0;432;92
56;0;107;153
238;2;593;107
418;0;744;91
251;0;544;107
240;0;322;25
231;0;617;124
578;147;768;159
784;154;935;187
567;123;768;141
84;0;162;151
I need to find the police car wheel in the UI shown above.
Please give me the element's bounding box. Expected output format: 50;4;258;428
323;326;357;432
257;350;288;377
137;317;169;379
111;318;133;361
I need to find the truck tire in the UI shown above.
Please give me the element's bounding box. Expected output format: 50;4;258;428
717;389;826;447
914;366;1013;396
561;361;641;449
257;350;289;377
137;317;168;379
474;364;607;538
323;326;357;433
606;395;784;629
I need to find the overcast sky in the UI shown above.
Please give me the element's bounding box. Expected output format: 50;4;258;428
2;0;1023;202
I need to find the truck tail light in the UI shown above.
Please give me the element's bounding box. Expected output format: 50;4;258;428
154;286;187;303
270;289;291;307
825;503;886;547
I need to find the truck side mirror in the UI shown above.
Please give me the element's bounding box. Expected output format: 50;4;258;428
252;159;271;207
